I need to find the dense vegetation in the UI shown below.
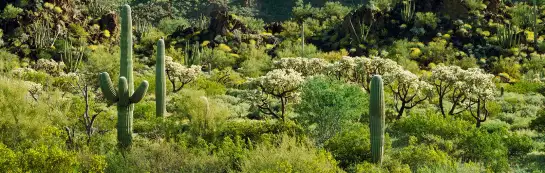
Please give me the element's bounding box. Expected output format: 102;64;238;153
1;0;545;172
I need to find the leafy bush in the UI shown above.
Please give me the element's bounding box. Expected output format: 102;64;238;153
1;4;23;19
158;18;189;35
0;50;19;73
324;123;371;168
296;76;367;144
415;12;439;29
239;135;343;173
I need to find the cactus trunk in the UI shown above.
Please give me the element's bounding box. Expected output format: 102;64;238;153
99;5;148;149
156;39;166;117
370;75;385;165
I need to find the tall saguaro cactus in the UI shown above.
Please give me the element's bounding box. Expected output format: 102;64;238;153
156;39;166;117
369;75;385;165
99;4;148;149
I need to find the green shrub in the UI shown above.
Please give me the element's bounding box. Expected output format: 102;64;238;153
21;144;77;172
158;18;189;35
0;49;19;73
415;12;439;29
296;76;367;144
239;135;343;173
1;4;23;19
324;123;371;168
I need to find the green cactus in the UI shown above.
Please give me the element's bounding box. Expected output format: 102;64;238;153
156;39;166;117
369;75;385;165
99;4;148;149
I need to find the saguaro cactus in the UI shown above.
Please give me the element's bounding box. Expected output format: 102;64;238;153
369;75;385;165
99;4;148;149
156;39;166;117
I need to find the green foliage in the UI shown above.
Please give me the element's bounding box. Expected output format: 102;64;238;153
395;143;452;170
0;50;19;73
296;76;367;144
239;44;272;77
168;89;230;137
324;123;371;168
158;18;189;35
415;12;439;29
276;40;321;58
460;129;509;172
239;135;343;173
1;4;23;19
530;110;545;132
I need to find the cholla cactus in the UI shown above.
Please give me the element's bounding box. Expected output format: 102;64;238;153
330;56;404;92
389;70;433;119
461;68;496;127
248;69;305;121
273;57;329;76
24;81;43;102
165;56;202;93
428;65;466;117
35;59;65;76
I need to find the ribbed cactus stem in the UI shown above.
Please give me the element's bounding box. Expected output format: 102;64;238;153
156;39;166;117
98;4;148;149
370;75;385;165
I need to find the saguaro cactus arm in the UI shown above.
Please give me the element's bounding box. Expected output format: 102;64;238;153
130;81;149;103
99;72;118;102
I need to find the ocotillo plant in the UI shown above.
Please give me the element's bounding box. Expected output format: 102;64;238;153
369;75;385;165
156;39;166;117
99;4;148;149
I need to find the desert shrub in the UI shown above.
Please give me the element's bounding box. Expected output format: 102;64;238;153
276;40;321;58
0;50;19;73
20;144;77;172
504;133;535;157
168;89;230;138
504;80;544;94
239;44;272;77
324;123;371;168
391;112;473;141
239;135;343;173
158;18;189;35
459;129;509;172
1;4;23;19
237;16;265;33
416;161;483;173
394;143;452;170
415;12;439;29
530;110;545;132
106;142;230;172
218;120;302;143
191;75;227;95
492;57;522;80
296;76;367;144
